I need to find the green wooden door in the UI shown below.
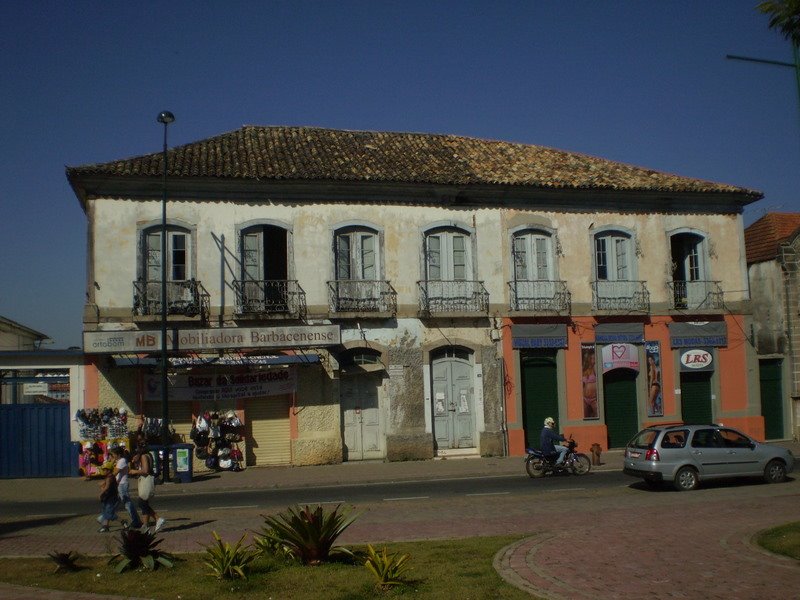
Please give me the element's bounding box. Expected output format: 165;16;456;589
680;372;713;424
759;359;784;440
603;369;639;448
520;350;558;449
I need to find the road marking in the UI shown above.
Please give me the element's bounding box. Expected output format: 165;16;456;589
296;500;346;505
208;505;258;510
546;488;586;493
383;496;429;502
27;513;78;518
466;492;510;497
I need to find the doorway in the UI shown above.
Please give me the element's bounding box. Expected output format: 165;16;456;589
520;350;558;449
431;348;475;450
603;368;639;448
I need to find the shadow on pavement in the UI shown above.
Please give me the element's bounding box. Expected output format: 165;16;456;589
0;515;81;537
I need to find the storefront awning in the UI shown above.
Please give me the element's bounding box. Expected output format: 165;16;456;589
594;323;644;344
512;324;567;349
668;321;727;348
112;353;320;368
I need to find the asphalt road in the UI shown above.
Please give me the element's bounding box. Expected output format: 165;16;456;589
4;469;791;519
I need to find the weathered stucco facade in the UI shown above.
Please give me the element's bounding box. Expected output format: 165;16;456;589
67;126;766;470
745;213;800;440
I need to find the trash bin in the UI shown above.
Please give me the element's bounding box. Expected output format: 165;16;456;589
170;443;194;483
147;445;168;479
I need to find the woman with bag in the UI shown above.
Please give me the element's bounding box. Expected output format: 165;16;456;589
130;446;165;534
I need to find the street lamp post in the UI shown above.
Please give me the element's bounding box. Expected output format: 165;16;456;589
727;45;800;133
157;110;175;485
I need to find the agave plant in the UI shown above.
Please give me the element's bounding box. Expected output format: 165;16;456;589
108;529;174;573
201;531;260;580
363;544;412;590
257;504;358;565
48;550;82;574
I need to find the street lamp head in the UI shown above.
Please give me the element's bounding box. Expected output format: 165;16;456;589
157;111;175;125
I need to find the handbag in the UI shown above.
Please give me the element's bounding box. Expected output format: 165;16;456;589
138;474;155;501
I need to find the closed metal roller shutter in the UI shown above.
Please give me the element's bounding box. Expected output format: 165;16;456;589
245;395;291;466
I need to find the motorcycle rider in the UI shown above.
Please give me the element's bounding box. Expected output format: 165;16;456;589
540;417;568;467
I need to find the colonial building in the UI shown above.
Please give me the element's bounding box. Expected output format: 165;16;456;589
745;213;800;440
66;126;764;469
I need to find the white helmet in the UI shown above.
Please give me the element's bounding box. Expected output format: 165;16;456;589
544;417;555;427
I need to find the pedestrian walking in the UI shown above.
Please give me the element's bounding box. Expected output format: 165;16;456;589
110;445;143;531
130;446;165;534
97;470;119;532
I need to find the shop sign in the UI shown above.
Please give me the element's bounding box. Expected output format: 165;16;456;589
680;349;713;371
601;343;640;373
22;382;49;395
85;325;340;353
144;367;296;402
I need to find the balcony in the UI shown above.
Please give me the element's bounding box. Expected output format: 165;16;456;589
232;279;306;319
418;280;489;315
592;280;650;312
133;279;209;319
509;280;571;313
328;280;397;315
668;280;723;311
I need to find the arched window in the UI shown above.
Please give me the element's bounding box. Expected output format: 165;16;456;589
594;230;631;282
513;229;554;281
334;226;379;281
143;225;192;283
425;226;471;281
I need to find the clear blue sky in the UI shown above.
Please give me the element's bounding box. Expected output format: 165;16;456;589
1;1;799;349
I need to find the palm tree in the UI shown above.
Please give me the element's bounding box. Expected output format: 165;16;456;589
758;0;800;48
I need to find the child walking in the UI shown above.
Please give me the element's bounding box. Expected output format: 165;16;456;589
97;470;119;532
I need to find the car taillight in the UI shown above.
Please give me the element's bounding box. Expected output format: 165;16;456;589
645;448;660;461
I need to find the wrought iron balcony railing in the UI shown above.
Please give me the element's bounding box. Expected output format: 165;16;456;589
327;279;397;314
509;279;571;312
667;280;723;310
591;280;650;312
232;279;306;318
417;280;490;314
133;279;208;318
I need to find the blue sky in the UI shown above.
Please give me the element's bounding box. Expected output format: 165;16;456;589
1;1;799;349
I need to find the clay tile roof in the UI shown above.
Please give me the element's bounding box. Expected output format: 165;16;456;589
745;213;800;264
66;126;761;198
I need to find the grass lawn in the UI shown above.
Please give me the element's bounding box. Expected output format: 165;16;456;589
755;521;800;561
0;535;534;599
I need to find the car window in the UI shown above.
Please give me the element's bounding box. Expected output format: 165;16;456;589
718;429;752;449
630;430;658;449
691;429;721;448
660;429;688;449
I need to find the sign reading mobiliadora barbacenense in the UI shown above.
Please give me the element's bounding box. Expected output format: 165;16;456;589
84;325;341;354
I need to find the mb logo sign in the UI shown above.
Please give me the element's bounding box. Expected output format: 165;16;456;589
136;333;158;348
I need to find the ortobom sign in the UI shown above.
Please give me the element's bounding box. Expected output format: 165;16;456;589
84;325;341;353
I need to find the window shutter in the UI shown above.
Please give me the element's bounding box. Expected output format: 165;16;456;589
360;234;375;279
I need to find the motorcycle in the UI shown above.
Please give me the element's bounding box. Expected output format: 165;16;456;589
525;437;591;478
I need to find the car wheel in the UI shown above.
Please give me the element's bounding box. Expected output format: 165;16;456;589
674;466;699;491
525;457;546;478
763;459;787;484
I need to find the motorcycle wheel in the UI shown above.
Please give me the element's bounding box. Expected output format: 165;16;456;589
571;453;591;475
525;457;546;478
